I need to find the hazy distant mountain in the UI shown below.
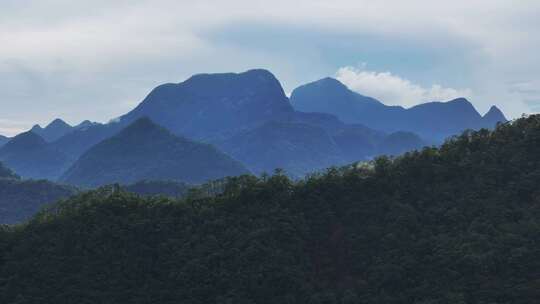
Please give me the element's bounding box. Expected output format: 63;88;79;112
75;120;100;129
60;118;249;188
122;180;191;198
377;131;426;156
0;135;9;147
482;105;507;126
31;118;73;142
0;132;71;180
50;69;294;161
121;69;294;141
291;77;507;142
291;77;392;123
332;124;386;163
50;121;123;161
219;121;344;176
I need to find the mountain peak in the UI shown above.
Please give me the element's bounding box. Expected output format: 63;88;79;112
122;69;293;140
483;105;507;124
46;118;71;129
31;124;43;131
447;97;473;107
61;117;249;187
121;117;163;134
28;118;74;142
291;77;385;124
314;77;349;90
3;131;47;151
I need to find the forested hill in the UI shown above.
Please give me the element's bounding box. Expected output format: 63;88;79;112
0;162;77;224
1;115;540;303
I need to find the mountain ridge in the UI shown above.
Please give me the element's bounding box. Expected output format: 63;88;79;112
0;132;71;180
291;77;507;142
60;117;250;188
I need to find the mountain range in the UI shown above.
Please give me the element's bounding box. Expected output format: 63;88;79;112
30;119;100;143
0;135;8;147
291;77;507;142
0;131;70;180
0;69;507;186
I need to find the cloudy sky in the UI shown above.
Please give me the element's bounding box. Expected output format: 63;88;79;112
1;0;539;135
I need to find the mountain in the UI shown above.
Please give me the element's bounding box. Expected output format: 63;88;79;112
482;105;507;126
291;77;507;142
31;118;73;142
377;131;426;156
0;135;8;147
332;124;385;162
51;121;123;161
49;69;293;161
74;120;100;129
403;98;485;141
121;69;294;141
60;118;250;188
291;77;394;123
0;131;71;180
2;116;538;303
49;69;428;175
218;121;344;176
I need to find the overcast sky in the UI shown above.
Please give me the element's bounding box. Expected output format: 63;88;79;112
1;0;539;136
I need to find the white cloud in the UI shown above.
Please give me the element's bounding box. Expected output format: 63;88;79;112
336;66;472;107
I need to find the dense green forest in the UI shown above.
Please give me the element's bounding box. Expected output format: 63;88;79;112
1;115;539;303
122;180;191;198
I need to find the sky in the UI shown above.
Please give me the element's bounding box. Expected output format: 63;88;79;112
1;0;539;136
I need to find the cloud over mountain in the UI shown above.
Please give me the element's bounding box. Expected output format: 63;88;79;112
336;66;472;108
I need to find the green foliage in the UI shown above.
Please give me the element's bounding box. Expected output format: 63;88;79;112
1;116;540;303
122;180;191;198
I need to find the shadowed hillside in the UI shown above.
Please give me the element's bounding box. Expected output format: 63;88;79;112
60;118;250;188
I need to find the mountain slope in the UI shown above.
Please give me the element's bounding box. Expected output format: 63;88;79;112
121;69;294;140
377;131;426;155
0;132;70;180
291;77;507;142
0;135;8;147
218;121;344;176
2;116;539;303
482;105;507;126
51;121;123;161
60;118;249;187
49;70;428;171
31;118;73;142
